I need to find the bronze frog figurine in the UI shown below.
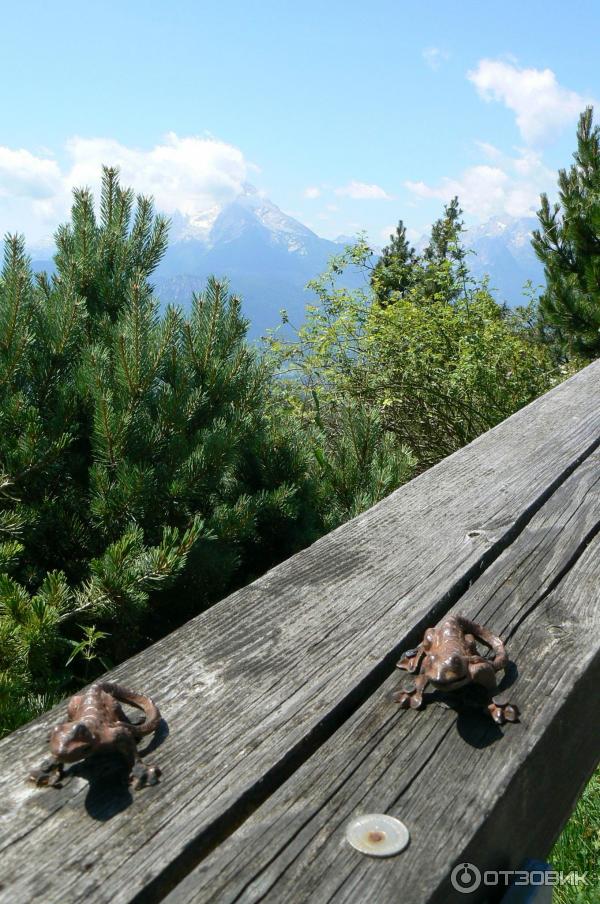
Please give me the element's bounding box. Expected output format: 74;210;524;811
393;614;519;724
28;682;162;789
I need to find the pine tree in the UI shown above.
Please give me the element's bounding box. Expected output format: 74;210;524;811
423;196;465;265
0;168;317;734
532;106;600;359
422;197;468;301
370;199;467;307
370;221;417;306
310;400;415;530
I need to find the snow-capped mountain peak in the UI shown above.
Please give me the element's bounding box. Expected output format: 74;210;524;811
152;187;352;337
465;214;543;296
169;206;221;243
169;183;317;255
465;215;537;250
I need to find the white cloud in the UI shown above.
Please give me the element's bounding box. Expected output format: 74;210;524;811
0;148;69;243
405;147;554;220
303;186;320;199
475;141;503;161
335;180;393;200
468;59;592;145
0;148;63;200
66;134;250;219
403;60;592;224
0;133;253;243
423;47;449;71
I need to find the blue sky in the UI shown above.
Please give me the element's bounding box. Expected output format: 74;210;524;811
1;0;599;244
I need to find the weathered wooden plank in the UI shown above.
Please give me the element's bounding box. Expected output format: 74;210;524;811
0;361;599;904
165;449;600;904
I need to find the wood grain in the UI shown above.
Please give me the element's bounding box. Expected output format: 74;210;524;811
0;361;599;904
165;450;600;904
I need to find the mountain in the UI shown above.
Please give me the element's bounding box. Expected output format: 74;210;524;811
464;216;545;305
29;197;546;340
28;186;363;340
152;186;364;337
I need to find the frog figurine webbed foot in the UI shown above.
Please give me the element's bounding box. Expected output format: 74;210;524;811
392;674;429;709
129;759;161;789
488;697;519;725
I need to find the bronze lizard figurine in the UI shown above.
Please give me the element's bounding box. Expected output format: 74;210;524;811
28;681;162;789
393;614;520;724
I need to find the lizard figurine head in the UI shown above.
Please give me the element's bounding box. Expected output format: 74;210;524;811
49;721;96;763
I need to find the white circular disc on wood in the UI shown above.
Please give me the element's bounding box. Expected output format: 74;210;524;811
345;813;410;857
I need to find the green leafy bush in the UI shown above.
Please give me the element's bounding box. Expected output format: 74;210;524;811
269;201;562;474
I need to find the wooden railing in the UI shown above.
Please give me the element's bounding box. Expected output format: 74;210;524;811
1;360;600;904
